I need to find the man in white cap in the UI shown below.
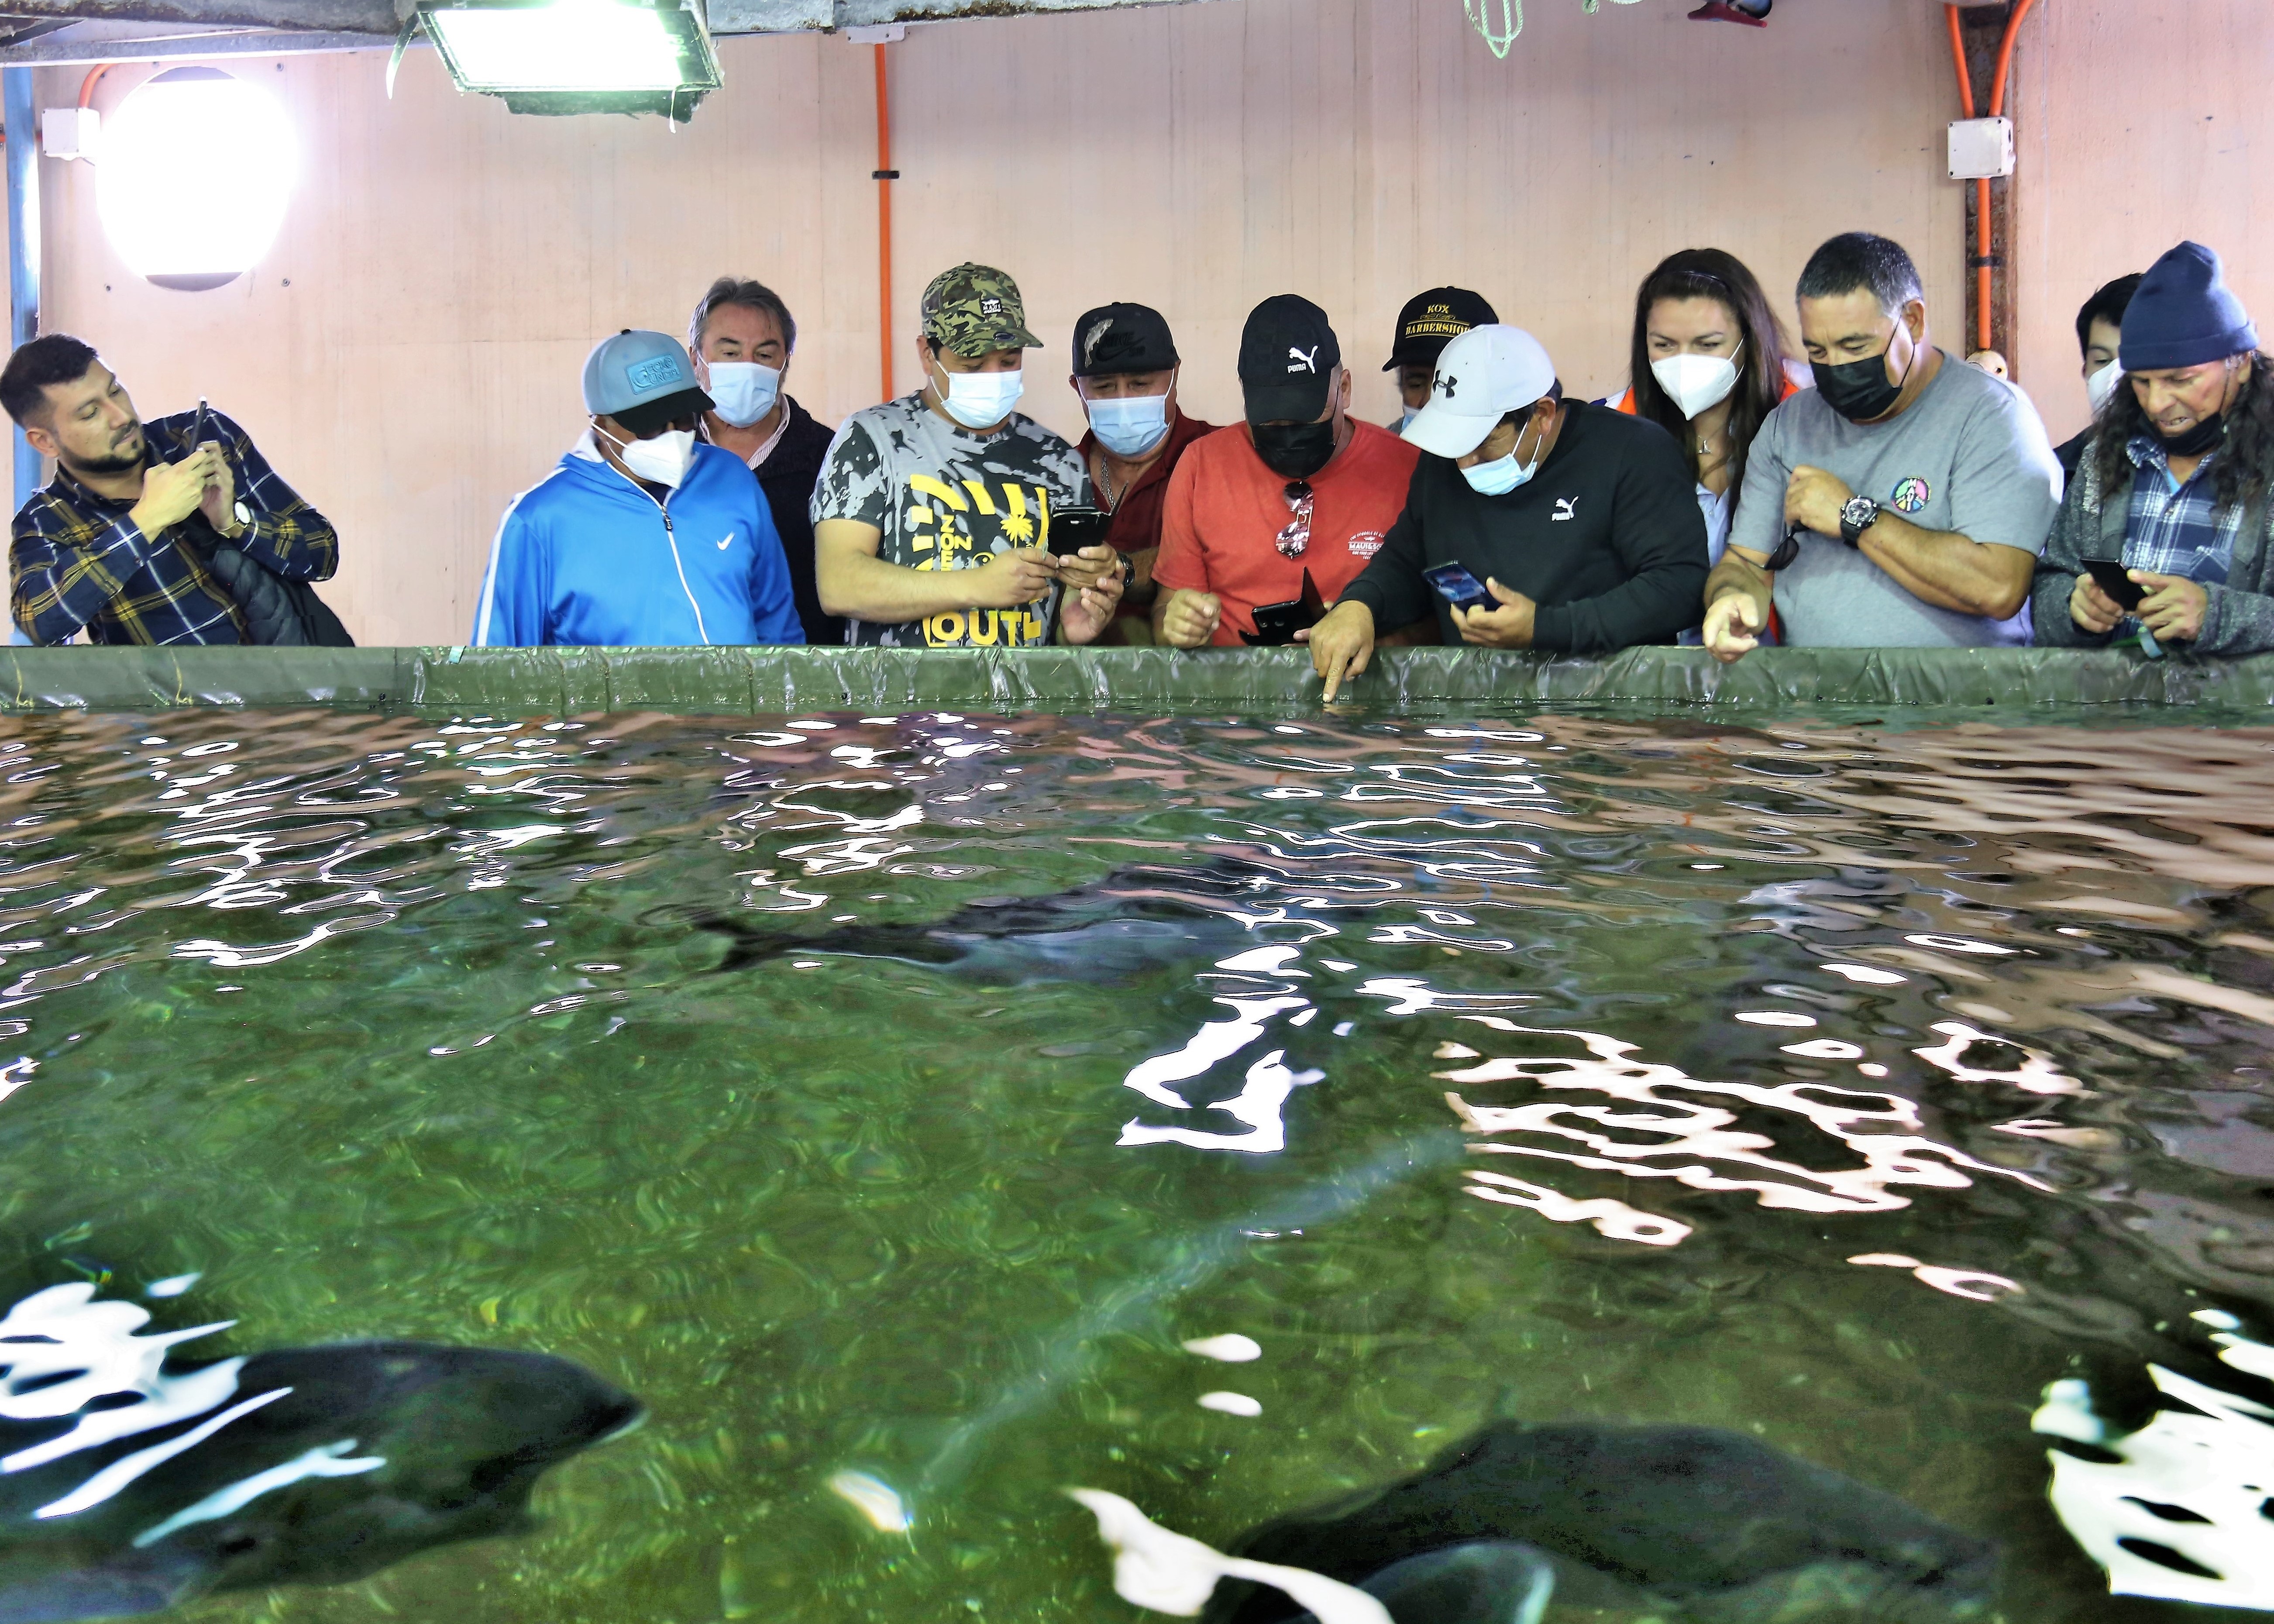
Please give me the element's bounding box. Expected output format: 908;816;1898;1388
1306;324;1709;701
472;329;802;647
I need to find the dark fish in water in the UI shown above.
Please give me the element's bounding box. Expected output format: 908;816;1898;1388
670;859;1289;986
1201;1420;1998;1624
0;1283;640;1622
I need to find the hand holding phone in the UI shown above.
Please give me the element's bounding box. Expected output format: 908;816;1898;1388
2083;558;2147;612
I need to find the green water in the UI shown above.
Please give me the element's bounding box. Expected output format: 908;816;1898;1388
2;705;2271;1623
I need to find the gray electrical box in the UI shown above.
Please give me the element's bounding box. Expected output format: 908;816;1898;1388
1948;117;2015;180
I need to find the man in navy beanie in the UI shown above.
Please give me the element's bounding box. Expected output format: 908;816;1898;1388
2034;240;2274;656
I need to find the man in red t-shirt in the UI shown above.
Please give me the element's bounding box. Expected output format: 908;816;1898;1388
1153;295;1420;647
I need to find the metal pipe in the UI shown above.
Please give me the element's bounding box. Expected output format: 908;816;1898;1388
4;66;37;643
874;39;893;403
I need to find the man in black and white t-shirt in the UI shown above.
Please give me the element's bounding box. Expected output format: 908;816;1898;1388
811;263;1123;649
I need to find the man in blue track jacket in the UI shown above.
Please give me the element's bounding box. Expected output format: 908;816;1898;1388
473;329;803;647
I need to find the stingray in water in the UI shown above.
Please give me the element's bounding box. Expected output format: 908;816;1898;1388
669;858;1292;986
0;1283;641;1622
1198;1420;1999;1624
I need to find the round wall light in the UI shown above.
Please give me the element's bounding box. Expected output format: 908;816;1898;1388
96;66;296;292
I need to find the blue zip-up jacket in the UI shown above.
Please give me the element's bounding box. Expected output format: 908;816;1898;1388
472;435;804;647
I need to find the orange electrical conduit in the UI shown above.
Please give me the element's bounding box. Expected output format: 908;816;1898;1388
874;42;896;404
1945;0;2042;354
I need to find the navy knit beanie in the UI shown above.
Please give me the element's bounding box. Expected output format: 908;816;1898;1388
2120;241;2258;371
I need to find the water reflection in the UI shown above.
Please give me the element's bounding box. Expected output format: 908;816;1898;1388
0;707;2268;1620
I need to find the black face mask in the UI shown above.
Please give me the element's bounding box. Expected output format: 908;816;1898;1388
1812;348;1908;424
1812;323;1922;425
1251;417;1338;479
2157;412;2227;458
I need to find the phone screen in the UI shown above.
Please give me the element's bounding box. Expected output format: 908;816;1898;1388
2085;559;2147;612
1424;562;1491;609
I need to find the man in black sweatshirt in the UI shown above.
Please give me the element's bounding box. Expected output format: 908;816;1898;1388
1306;324;1709;701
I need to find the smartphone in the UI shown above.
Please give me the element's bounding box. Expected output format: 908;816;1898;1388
1424;561;1492;613
1048;506;1111;557
2085;559;2147;612
1240;569;1329;647
183;397;210;464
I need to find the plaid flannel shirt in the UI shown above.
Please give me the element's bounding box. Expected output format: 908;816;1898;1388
10;408;337;646
2122;434;2243;586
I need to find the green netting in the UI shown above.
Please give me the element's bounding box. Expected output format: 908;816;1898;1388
0;644;2270;715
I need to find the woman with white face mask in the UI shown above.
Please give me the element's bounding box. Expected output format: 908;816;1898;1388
1613;249;1803;643
1066;303;1220;643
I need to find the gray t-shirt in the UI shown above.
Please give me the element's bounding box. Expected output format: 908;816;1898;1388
1730;354;2063;647
810;394;1087;648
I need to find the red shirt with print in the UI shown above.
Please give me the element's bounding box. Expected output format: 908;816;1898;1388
1152;421;1420;647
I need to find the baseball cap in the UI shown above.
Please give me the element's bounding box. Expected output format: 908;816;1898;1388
1238;294;1342;425
922;263;1043;358
1072;303;1180;377
1383;286;1498;372
582;329;711;437
1401;324;1557;460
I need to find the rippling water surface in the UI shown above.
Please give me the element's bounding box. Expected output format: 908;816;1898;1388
3;706;2273;1622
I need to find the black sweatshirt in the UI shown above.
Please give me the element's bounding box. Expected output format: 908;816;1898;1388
1340;400;1710;652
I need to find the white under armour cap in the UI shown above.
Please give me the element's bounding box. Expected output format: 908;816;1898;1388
1401;324;1557;460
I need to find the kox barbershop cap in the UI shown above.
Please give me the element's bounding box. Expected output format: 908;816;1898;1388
2121;241;2260;372
1239;294;1341;424
582;329;711;437
922;263;1043;358
1402;324;1556;460
1383;286;1498;371
1072;303;1180;377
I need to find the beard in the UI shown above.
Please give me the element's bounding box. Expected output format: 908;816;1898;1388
62;422;148;479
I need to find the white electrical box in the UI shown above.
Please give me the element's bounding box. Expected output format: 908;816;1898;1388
1947;117;2014;180
40;107;97;162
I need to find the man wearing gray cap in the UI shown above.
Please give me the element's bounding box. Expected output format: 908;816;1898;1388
472;329;802;648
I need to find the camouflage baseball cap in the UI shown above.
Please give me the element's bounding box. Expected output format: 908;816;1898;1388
921;263;1042;358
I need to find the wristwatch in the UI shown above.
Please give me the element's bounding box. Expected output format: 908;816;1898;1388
1838;495;1882;549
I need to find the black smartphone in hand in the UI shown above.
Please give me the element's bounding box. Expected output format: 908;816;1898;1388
1048;506;1111;557
1240;568;1328;647
2085;558;2147;611
183;397;210;464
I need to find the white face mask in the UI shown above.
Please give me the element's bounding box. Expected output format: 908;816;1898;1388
703;361;782;429
1086;386;1172;459
1650;345;1743;420
599;422;696;489
1398;404;1423;432
932;359;1025;430
2086;357;2124;417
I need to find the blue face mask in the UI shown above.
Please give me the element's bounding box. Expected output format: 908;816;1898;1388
1460;420;1544;496
1086;389;1172;459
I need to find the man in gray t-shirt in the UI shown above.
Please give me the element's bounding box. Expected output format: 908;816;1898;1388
1705;233;2062;659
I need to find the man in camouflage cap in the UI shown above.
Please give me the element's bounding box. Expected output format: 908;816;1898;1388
809;262;1124;650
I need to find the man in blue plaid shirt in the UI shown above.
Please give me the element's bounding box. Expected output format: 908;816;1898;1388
1;334;338;646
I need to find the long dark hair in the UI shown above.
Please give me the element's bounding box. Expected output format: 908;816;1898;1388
2091;351;2274;512
1627;249;1794;517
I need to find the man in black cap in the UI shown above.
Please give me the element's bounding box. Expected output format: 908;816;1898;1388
1384;286;1497;431
1152;295;1420;647
1069;302;1218;643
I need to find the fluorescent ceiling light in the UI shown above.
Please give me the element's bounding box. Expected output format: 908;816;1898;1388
418;0;722;117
